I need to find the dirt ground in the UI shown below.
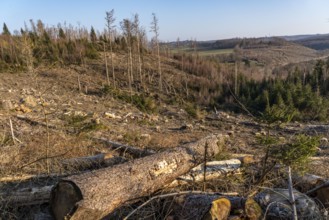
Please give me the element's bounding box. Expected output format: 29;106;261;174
1;68;329;219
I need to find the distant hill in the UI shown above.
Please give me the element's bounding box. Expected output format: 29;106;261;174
281;33;329;50
168;33;329;51
168;36;325;67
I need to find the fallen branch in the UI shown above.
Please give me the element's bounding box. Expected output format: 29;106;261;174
50;134;224;220
9;118;16;145
20;150;70;170
16;114;57;129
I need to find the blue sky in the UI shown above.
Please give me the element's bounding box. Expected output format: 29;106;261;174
1;0;328;41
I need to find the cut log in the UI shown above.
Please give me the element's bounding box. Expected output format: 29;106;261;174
62;153;126;170
294;174;329;208
94;137;155;158
171;194;246;220
0;185;52;206
50;134;224;220
0;160;239;208
0;155;127;183
255;188;321;219
0;173;60;183
206;197;231;220
0;160;236;208
168;159;241;187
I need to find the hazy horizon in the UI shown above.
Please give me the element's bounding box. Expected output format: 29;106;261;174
1;0;329;42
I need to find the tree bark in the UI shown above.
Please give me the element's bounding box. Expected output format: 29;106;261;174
50;134;224;220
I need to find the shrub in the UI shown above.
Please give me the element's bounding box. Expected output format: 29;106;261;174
184;103;200;119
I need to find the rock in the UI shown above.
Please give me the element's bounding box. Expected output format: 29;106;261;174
0;100;14;110
21;95;37;107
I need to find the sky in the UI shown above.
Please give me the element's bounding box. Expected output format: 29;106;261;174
1;0;329;42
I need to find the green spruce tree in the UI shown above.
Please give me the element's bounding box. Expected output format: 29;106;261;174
2;23;11;35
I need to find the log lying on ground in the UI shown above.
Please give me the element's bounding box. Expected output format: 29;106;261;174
173;194;244;219
168;159;241;187
94;137;155;158
255;188;322;219
0;159;239;208
294;174;329;208
50;134;224;220
16;114;57;129
61;153;127;170
171;194;261;220
0;154;127;183
0;185;53;207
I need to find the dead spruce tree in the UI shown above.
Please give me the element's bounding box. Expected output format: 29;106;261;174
150;13;162;92
105;9;116;87
133;13;144;90
121;18;134;95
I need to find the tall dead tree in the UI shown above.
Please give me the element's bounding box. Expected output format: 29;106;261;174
121;19;134;95
133;14;143;90
233;45;241;95
150;13;162;92
105;9;116;87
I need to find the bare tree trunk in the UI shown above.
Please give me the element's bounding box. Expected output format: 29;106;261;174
109;34;115;88
127;50;132;95
234;61;238;95
103;42;110;86
156;41;162;92
50;134;224;220
129;45;134;85
136;35;143;90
